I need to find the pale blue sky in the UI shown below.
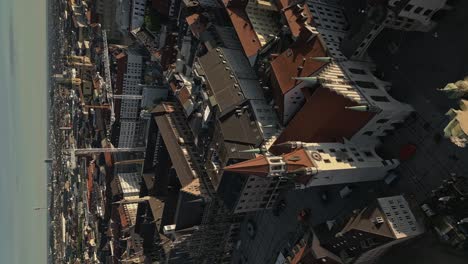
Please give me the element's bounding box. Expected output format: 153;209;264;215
0;0;48;263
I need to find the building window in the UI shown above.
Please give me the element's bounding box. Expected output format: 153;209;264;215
423;9;433;16
371;96;390;102
323;159;331;163
349;68;366;75
404;4;414;11
356;81;378;89
364;151;373;157
363;131;373;136
381;160;388;166
376;118;389;124
414;6;423;14
347;158;354;162
271;165;282;171
329;148;336;152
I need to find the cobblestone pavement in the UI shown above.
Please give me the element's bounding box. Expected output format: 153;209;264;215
231;182;393;264
369;0;468;203
231;2;468;264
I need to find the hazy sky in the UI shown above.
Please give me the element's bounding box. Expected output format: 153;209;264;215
0;0;48;263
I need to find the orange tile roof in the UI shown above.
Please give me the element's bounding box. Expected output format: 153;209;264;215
118;205;129;228
270;34;327;94
224;155;270;177
283;148;314;172
280;1;314;38
178;86;191;106
226;7;261;58
275;86;376;144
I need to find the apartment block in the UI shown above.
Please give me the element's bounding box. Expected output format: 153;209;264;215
276;195;422;264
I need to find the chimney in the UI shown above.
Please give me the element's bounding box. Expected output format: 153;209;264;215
299;12;308;22
297;65;304;75
296;26;315;44
294;4;304;13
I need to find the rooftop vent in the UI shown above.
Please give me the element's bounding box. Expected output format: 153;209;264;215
295;4;304;13
300;12;308;21
375;216;385;224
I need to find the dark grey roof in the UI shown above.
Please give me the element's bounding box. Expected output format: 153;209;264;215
174;191;205;230
154;118;195;186
218;103;263;146
220;142;257;162
198;47;264;113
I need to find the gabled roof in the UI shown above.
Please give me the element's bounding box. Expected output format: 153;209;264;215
283;148;315;172
340;205;395;239
275;86;375;144
218;104;264;146
280;0;314;38
198;47;263;112
270;33;327;94
224;155;270;176
225;7;262;57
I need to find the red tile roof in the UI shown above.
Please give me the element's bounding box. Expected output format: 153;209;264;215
178;86;191;106
224;155;270;177
270;33;327;95
118;205;129;229
280;0;314;38
226;7;261;58
275;86;376;144
283;148;314;172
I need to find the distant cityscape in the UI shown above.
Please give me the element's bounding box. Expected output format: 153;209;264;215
48;0;468;263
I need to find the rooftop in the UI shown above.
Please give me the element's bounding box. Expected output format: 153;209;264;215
225;7;262;57
218;103;264;146
186;13;209;38
275;86;375;144
152;103;199;187
270;33;327;94
152;102;212;198
198;47;263;112
279;0;314;38
244;2;280;45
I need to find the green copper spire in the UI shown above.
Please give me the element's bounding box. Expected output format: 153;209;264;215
345;105;370;112
292;76;319;85
310;56;333;63
239;148;263;154
345;105;381;113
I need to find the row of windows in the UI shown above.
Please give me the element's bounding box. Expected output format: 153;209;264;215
402;3;433;16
